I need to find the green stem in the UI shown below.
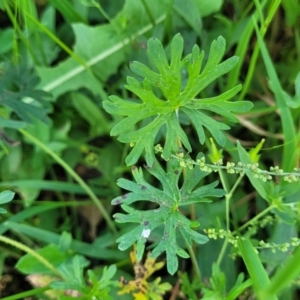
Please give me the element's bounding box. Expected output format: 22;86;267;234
217;174;244;265
184;239;202;282
216;238;229;267
226;174;245;231
172;154;300;180
174;111;200;279
19;129;118;234
0;235;61;277
217;169;230;230
236;205;274;233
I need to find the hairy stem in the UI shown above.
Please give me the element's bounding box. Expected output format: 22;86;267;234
0;235;61;277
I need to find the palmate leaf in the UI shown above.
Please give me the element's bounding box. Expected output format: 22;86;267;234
103;34;253;166
111;155;225;275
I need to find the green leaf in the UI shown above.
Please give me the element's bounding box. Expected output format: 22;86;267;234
111;156;224;275
201;265;252;300
104;34;252;165
226;274;252;300
47;0;86;23
0;61;51;125
50;255;90;292
286;71;300;109
0;28;14;54
58;231;73;253
0;180;107;195
0;190;15;205
194;0;223;17
16;244;73;275
173;0;202;37
281;0;300;26
261;245;300;299
0;117;27;129
98;264;117;286
4;221;126;260
71;92;110;135
210;264;226;297
237;141;273;202
253;17;296;171
0;190;14;214
37;0;167;98
238;239;277;300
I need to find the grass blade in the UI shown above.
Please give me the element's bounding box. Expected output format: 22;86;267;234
0;180;107;195
238;238;277;300
3;221;125;260
47;0;86;23
24;11;87;67
253;17;297;170
261;245;300;299
239;0;281;100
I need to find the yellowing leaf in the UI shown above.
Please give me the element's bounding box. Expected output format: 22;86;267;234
118;246;171;299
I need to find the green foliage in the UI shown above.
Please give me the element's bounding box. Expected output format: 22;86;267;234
0;0;300;299
112;154;224;274
16;244;73;274
104;33;252;165
201;264;252;300
50;256;117;299
0;61;51;128
238;239;276;300
0;190;14;214
16;244;117;299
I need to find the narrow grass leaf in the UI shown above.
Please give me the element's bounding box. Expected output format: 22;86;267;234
47;0;86;23
4;221;125;260
0;180;106;195
261;245;300;299
238;239;277;300
0;203;79;235
25;12;87;67
253;16;296;170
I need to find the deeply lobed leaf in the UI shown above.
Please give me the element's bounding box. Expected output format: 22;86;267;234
104;34;252;165
111;156;225;275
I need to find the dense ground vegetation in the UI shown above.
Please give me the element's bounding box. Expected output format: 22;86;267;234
0;0;300;299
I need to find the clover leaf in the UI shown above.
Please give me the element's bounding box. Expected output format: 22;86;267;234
112;155;225;275
104;33;253;166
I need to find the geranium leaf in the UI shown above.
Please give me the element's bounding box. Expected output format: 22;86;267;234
104;34;252;165
111;157;224;274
